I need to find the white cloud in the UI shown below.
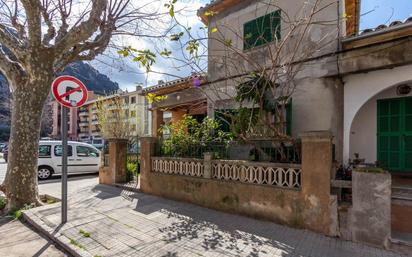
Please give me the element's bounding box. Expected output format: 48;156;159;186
91;0;209;91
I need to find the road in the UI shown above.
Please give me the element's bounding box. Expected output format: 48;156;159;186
0;155;99;198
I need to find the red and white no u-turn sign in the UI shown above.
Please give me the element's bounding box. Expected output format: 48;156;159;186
51;75;89;224
51;75;88;108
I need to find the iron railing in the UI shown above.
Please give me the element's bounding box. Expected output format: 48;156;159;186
155;139;301;164
155;140;230;160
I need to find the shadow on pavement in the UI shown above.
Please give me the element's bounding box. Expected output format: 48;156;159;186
89;184;296;256
0;216;68;256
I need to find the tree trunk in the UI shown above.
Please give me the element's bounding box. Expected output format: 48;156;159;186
3;78;51;210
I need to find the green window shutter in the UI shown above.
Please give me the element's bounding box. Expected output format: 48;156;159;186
243;10;281;50
286;99;292;136
244;18;258;50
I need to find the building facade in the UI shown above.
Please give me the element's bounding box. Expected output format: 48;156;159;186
50;91;98;140
142;74;207;137
195;0;412;243
50;87;148;148
198;0;412;172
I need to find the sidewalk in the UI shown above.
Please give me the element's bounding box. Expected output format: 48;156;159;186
0;216;67;257
23;184;407;257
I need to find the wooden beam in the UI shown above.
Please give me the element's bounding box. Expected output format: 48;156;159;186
198;0;243;24
345;0;360;37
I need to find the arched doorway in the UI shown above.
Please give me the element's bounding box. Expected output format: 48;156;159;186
349;85;412;173
343;64;412;168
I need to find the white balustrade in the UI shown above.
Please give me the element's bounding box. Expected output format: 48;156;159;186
151;157;301;189
152;157;204;177
211;160;301;189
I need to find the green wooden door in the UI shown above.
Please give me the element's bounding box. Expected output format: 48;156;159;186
377;97;412;172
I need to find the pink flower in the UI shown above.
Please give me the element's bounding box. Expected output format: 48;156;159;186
193;77;201;88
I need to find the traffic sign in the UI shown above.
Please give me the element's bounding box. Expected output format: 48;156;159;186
51;75;88;108
51;75;88;224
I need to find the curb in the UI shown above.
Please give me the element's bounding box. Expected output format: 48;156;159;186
22;210;92;257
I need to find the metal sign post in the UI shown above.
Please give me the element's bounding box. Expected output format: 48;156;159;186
61;106;68;223
51;75;88;225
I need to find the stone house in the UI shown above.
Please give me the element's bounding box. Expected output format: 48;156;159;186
194;0;412;246
97;0;412;251
198;0;412;174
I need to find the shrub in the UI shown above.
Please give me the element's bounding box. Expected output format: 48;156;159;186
126;160;139;181
0;196;6;210
160;115;233;158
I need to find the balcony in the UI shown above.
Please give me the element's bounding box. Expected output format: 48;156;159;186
79;121;89;127
91;130;101;136
91;119;99;125
79;111;89;117
78;132;89;138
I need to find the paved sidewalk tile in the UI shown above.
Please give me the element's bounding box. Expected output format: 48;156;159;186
0;216;67;257
23;184;408;257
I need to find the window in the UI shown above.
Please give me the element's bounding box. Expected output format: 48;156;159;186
39;145;51;157
131;96;136;104
131;111;136;117
215;100;292;135
76;146;100;157
93;139;103;145
244;10;281;50
54;145;73;156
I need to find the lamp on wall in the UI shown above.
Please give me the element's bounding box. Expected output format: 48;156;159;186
396;84;412;96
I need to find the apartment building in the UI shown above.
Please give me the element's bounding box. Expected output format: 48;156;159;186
50;87;149;148
50;91;98;141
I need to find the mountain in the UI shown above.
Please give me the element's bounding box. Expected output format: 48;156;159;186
59;62;120;95
0;61;119;140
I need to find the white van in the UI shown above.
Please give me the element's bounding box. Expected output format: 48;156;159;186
37;140;101;180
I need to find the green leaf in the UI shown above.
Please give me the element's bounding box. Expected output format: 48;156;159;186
211;27;218;33
170;32;184;41
117;49;129;57
224;39;233;47
169;5;175;17
204;10;217;17
160;49;172;57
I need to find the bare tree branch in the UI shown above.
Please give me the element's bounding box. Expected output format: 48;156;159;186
0;24;25;57
54;0;107;54
0;47;26;85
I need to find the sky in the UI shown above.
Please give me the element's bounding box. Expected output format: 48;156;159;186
360;0;412;30
92;0;412;92
91;0;210;92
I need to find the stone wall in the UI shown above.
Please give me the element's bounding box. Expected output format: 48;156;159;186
140;131;338;236
350;170;391;248
99;139;128;185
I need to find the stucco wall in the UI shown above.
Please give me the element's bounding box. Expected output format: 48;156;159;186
207;0;340;82
204;1;343;160
351;171;391;247
144;172;305;227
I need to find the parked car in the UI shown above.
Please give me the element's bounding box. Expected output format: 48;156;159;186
0;142;7;152
2;146;7;162
37;140;101;180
